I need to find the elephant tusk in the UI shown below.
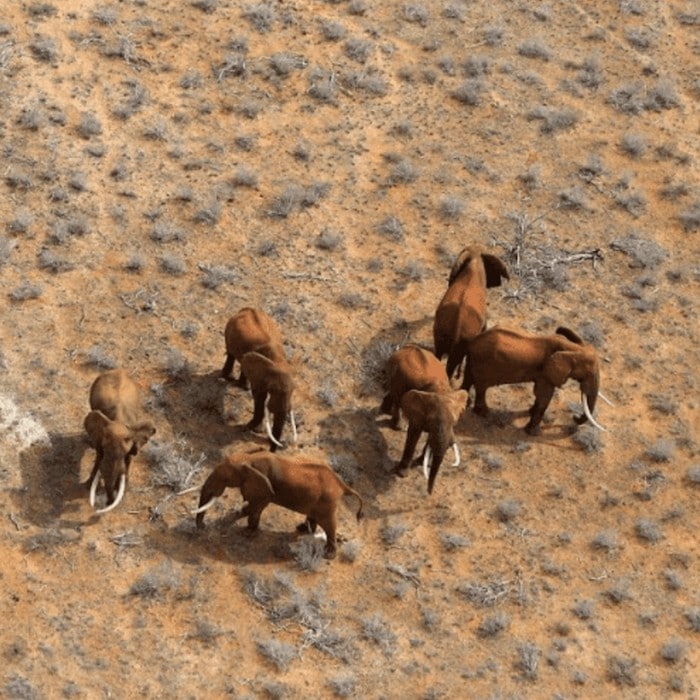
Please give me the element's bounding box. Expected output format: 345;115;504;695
582;393;608;432
423;445;432;480
451;442;461;467
265;408;285;448
192;498;217;515
177;485;200;496
598;391;615;407
290;411;298;444
95;474;126;514
89;471;100;508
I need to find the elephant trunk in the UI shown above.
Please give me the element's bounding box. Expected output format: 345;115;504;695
426;422;452;495
579;373;608;432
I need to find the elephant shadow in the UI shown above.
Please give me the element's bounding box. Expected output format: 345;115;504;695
148;370;261;458
317;406;403;520
146;506;330;567
14;432;92;527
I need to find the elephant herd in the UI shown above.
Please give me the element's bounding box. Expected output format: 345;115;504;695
82;245;609;559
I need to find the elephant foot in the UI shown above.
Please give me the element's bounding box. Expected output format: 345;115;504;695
524;423;541;436
236;378;249;390
323;544;337;559
246;419;262;432
394;465;409;478
296;520;314;534
573;414;587;426
473;404;489;417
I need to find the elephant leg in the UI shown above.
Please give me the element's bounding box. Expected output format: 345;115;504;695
246;390;266;431
318;515;337;559
525;381;555;435
84;450;101;489
380;392;393;416
395;425;422;476
236;368;249;390
246;505;265;531
472;387;489;416
221;353;235;379
296;518;317;534
390;402;401;431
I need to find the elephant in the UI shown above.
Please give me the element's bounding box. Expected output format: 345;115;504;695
240;351;297;451
380;345;466;493
83;369;156;514
395;389;468;495
188;450;364;559
462;326;609;435
433;245;509;380
221;307;285;388
380;344;451;429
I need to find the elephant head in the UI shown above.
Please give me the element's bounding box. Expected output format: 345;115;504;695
240;351;297;451
448;245;510;288
397;389;468;495
546;327;603;430
83;410;156;513
193;455;274;529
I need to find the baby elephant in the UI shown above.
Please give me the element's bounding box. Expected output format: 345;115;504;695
192;451;363;559
84;369;156;514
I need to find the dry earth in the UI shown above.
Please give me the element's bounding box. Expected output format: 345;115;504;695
1;0;699;698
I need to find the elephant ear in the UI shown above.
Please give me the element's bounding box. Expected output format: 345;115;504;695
84;410;112;442
443;390;468;425
401;389;440;426
555;327;584;345
240;463;275;501
241;352;282;389
127;420;156;454
448;247;476;285
481;254;510;288
543;351;578;387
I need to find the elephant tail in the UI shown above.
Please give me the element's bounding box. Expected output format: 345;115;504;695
344;486;364;521
446;339;470;380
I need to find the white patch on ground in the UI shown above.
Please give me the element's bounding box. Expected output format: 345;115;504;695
0;393;51;459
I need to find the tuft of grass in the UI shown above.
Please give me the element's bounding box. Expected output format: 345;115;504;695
452;78;486;106
496;499;521;523
610;232;667;268
145;439;205;492
77;111;102;138
243;3;276;33
9;282;43;302
159;254;187;275
361;614;397;656
517;642;541;680
685;608;700;632
30;36;59;63
289;536;325;572
375;215;404;241
685;466;700;486
320;19;346;41
607;655;638;687
591;529;619;553
199;264;238;290
572;599;594;620
84;345;117;370
256;639;297;671
380;521;407;545
327;674;357;698
572;426;604;453
37;248;73;273
344;38;373;64
403;4;429;25
620;133;646;158
339;540;361;563
477;612;509;637
527;106;578;133
440;533;470;551
678;201;700;232
635;518;662;543
129;563;181;600
517;39;551;60
646;439;674;462
457;579;510;607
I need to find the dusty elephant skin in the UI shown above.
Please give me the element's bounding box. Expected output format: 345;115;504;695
83;369;156;513
463;326;604;434
433;245;509;381
396;389;468;495
380;344;467;494
221;307;286;387
221;308;296;450
194;451;363;559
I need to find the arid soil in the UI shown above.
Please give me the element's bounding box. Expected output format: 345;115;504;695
1;1;698;698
